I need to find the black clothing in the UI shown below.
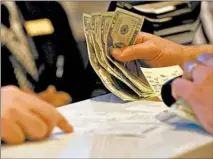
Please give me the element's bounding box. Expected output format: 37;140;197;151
1;1;98;102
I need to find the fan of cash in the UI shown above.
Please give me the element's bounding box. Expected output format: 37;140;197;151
83;8;183;101
83;8;202;129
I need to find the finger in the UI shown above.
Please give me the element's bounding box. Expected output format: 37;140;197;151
197;53;213;67
38;91;51;102
1;116;25;144
182;84;213;134
18;95;57;137
57;92;72;103
184;61;213;82
13;107;48;140
111;40;158;62
172;78;194;100
183;61;204;81
192;65;212;83
49;93;72;108
20;93;72;135
183;61;198;75
47;85;56;94
56;111;73;133
134;32;154;44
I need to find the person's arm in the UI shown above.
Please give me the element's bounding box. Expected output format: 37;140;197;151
111;32;213;68
183;45;213;63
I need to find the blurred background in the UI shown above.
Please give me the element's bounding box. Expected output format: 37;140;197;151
1;1;213;106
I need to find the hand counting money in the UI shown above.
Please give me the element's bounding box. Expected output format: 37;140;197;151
83;8;201;128
83;8;182;101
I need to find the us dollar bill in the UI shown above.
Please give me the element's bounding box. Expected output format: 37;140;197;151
83;9;200;128
83;13;140;101
90;13;143;97
106;8;153;96
170;99;200;125
99;12;145;97
91;13;106;68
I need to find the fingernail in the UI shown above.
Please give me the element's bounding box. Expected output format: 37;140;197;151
197;53;213;64
66;125;74;133
48;85;56;93
184;61;197;73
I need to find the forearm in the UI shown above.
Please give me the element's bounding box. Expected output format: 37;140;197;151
183;44;213;63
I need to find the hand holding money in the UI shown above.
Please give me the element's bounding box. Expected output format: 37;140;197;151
111;32;185;67
83;8;186;101
83;8;156;101
83;8;213;134
111;32;213;68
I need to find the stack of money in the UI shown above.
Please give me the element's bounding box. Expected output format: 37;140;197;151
83;8;201;128
83;8;183;101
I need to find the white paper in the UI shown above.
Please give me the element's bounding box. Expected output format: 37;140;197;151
126;101;167;113
141;65;183;99
54;109;171;137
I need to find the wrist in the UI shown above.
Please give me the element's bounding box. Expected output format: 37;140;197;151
182;44;213;63
182;45;198;63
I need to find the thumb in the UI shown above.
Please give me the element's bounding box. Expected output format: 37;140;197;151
111;41;157;62
171;78;194;100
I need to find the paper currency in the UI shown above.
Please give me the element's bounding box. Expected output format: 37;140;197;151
83;8;184;100
83;8;201;127
83;13;139;101
83;9;155;101
91;12;143;97
170;99;200;125
106;8;153;95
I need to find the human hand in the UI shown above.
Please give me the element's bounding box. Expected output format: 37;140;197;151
172;54;213;134
24;85;72;107
1;86;73;144
38;86;72;107
111;32;186;67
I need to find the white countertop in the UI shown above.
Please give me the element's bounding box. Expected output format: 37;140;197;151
1;94;213;158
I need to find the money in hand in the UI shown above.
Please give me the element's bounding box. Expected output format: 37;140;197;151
83;7;201;128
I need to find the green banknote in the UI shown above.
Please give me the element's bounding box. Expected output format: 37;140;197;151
83;13;139;101
99;12;145;97
83;8;201;130
106;8;153;96
170;99;200;125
